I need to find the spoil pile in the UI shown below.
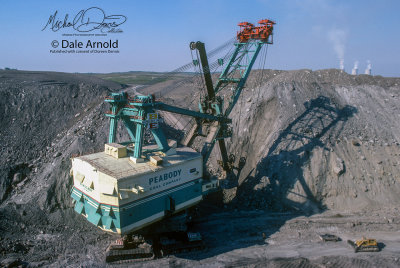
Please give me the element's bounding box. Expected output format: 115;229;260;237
0;70;123;266
1;68;399;266
227;69;400;213
143;68;400;213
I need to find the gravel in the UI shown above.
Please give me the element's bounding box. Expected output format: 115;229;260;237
1;68;400;267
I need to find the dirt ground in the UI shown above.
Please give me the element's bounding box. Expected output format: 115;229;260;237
1;68;400;267
2;206;400;267
120;208;400;268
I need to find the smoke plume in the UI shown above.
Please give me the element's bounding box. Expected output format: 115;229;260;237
366;60;372;70
328;28;347;69
365;60;372;75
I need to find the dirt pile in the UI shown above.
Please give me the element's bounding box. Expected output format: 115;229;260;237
143;69;400;213
0;70;122;204
0;70;124;266
139;68;400;212
223;69;400;213
1;68;400;266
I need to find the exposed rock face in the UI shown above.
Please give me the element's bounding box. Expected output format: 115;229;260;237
224;69;400;212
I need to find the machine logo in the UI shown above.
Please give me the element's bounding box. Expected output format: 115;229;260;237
148;169;182;187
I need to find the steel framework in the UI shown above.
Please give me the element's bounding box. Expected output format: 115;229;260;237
105;19;275;170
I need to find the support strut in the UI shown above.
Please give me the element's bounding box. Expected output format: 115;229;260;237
190;41;215;101
191;41;231;171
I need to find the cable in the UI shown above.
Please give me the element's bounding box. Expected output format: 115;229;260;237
132;38;238;148
256;45;268;103
155;39;235;100
160;38;237;130
240;43;270;159
137;37;236;93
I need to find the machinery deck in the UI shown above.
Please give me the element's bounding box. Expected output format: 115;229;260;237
76;146;200;179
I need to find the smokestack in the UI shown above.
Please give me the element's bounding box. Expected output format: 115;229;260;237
365;60;372;75
340;59;345;72
351;61;358;75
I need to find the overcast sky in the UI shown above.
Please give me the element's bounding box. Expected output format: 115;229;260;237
0;0;399;77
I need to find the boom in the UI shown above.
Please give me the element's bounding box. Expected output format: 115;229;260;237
184;19;275;170
106;19;275;169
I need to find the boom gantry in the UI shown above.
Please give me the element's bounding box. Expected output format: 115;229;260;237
105;19;275;170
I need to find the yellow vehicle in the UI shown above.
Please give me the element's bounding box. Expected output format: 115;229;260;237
347;237;380;252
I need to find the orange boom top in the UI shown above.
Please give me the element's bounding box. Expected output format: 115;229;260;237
237;19;275;43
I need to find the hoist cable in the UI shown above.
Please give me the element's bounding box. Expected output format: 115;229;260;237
240;43;270;160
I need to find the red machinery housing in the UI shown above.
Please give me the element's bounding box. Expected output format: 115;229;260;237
237;19;275;43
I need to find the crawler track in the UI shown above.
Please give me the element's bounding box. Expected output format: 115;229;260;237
105;247;155;264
